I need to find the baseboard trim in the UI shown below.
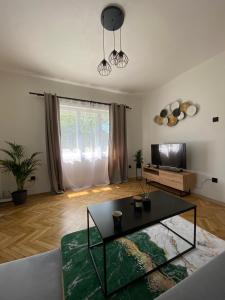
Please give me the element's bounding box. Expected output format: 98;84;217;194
0;198;12;203
191;192;225;207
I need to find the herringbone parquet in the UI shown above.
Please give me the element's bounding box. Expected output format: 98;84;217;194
0;180;225;263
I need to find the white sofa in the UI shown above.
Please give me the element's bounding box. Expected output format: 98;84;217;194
0;248;225;300
0;249;63;300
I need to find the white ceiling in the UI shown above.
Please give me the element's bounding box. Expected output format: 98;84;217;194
0;0;225;93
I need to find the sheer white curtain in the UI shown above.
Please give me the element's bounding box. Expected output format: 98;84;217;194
60;99;109;190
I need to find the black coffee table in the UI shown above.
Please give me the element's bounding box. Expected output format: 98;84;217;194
87;190;196;297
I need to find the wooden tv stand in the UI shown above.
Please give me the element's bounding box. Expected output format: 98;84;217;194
143;166;196;196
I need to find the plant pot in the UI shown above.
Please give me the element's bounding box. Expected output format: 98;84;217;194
136;164;142;180
136;163;142;169
11;190;27;205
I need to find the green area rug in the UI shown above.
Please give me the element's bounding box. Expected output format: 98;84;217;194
61;227;187;299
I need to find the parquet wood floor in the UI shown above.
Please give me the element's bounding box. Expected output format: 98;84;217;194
0;180;225;263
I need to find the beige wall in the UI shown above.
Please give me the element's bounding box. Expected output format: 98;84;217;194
142;51;225;202
2;50;225;203
0;71;142;196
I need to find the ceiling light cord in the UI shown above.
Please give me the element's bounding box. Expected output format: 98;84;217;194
116;27;129;68
102;18;105;58
108;29;119;65
113;30;116;50
119;28;122;51
97;15;112;76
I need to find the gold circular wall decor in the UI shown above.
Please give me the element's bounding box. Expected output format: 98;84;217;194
180;101;190;113
167;114;178;127
153;99;199;127
154;115;164;125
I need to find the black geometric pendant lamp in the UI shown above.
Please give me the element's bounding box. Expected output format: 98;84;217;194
97;5;129;76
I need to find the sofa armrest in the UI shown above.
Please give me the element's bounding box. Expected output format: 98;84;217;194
0;249;63;300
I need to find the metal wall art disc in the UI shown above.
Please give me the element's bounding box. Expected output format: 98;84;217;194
178;112;185;120
172;108;180;117
167;115;178;127
163;117;168;125
154;115;164;125
170;101;180;111
165;104;171;114
186;105;197;117
180;101;190;113
153;99;199;127
160;109;168;118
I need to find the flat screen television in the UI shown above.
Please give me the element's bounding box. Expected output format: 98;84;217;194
151;143;186;169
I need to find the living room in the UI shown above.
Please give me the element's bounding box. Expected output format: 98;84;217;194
0;1;225;300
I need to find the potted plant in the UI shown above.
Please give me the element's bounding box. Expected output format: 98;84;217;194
134;149;143;180
0;142;41;205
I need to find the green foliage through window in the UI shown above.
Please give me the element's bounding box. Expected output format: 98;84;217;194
60;103;109;161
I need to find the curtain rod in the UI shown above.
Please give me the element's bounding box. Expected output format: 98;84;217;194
29;92;132;109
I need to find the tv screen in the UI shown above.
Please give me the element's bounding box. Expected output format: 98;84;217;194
151;143;186;169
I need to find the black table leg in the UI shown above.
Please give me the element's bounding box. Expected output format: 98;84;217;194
194;206;197;247
87;209;106;295
87;209;90;248
160;206;197;249
103;241;107;296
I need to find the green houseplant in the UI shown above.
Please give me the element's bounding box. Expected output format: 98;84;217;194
134;149;143;169
134;149;143;180
0;142;41;205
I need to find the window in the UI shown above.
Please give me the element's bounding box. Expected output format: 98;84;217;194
60;100;109;189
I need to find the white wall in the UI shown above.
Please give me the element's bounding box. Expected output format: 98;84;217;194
142;51;225;203
0;71;142;195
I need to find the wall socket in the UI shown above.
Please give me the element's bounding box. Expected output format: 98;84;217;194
212;177;218;183
212;116;219;122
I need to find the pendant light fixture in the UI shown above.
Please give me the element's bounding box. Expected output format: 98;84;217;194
116;28;129;68
108;30;118;65
97;5;128;76
97;18;112;76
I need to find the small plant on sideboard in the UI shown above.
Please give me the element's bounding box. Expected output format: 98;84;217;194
134;149;143;180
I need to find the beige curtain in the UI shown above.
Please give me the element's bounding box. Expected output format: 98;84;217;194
108;103;128;183
44;93;64;193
